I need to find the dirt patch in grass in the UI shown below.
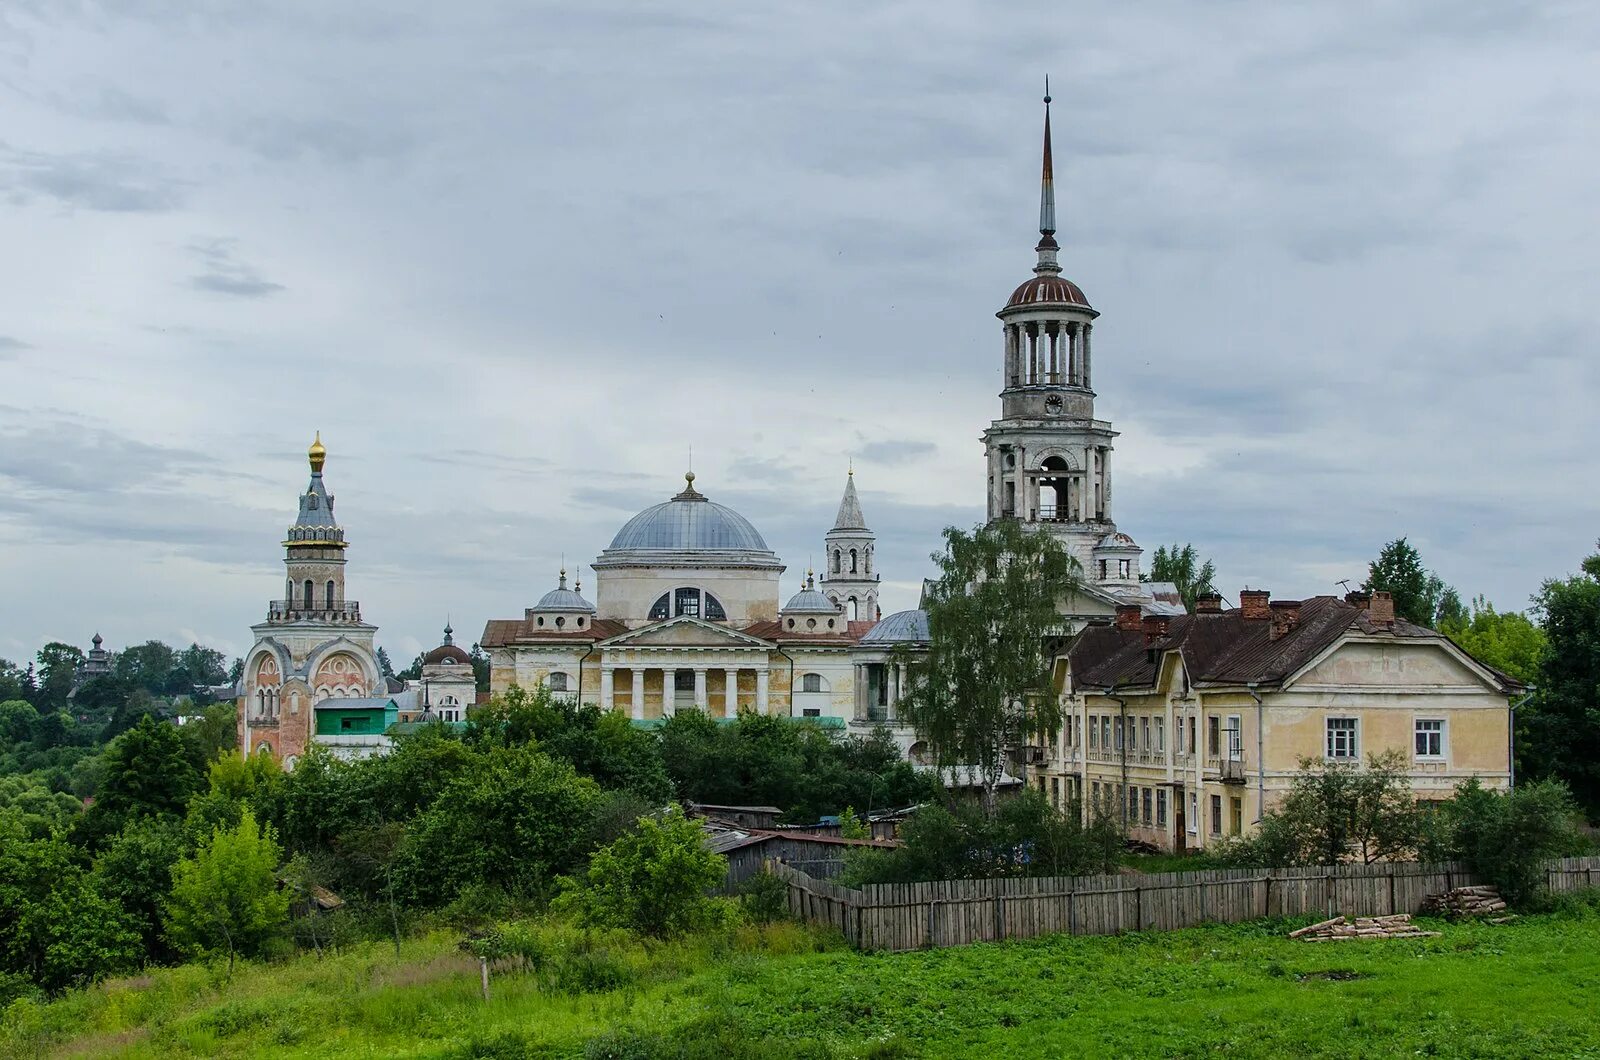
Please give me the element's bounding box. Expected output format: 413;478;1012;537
56;1025;150;1057
371;951;478;991
1296;969;1371;982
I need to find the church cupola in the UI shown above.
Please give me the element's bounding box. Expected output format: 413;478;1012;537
820;467;879;622
998;87;1099;411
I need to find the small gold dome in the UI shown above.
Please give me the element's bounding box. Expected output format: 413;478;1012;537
308;431;326;473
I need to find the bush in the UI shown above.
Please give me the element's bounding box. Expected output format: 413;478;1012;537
571;807;727;938
1437;778;1588;905
739;870;789;925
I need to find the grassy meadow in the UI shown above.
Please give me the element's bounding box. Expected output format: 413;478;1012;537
6;896;1600;1059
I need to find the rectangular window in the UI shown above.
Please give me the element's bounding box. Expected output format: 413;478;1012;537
1155;716;1165;752
1326;717;1359;759
1050;776;1060;807
674;586;701;617
1088;714;1098;749
1092;780;1100;807
1189;717;1197;755
1140;717;1150;752
1157;789;1168;827
1115;716;1125;751
1101;717;1111;750
802;708;820;718
1415;719;1445;758
1226;715;1242;760
1207;715;1220;757
1141;787;1153;826
1210;794;1222;836
1128;786;1139;822
1230;797;1243;836
1189;792;1199;834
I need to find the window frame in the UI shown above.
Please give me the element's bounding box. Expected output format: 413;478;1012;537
1325;716;1360;760
1414;717;1446;759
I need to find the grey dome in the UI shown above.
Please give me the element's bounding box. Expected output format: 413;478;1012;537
536;587;595;613
861;609;929;644
606;476;771;553
1096;532;1139;550
783;588;840;614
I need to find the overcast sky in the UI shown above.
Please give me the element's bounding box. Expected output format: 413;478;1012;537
3;1;1597;667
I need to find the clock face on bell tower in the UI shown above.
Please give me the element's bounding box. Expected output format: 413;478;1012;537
1045;394;1063;414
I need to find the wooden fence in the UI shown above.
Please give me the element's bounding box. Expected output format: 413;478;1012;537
770;855;1600;952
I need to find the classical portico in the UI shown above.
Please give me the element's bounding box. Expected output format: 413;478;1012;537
596;617;778;719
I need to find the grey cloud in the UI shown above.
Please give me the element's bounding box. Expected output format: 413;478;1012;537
0;336;28;361
187;239;285;298
0;144;184;212
227;115;414;166
857;440;936;465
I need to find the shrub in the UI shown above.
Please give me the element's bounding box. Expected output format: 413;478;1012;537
1438;778;1587;905
739;869;789;925
572;807;727;938
164;809;290;969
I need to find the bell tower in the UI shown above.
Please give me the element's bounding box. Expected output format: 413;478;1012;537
981;88;1138;581
280;432;353;620
820;468;880;622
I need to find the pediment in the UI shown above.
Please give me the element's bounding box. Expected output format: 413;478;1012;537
1289;638;1502;692
600;616;774;649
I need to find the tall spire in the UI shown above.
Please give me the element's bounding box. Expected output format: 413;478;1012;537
833;470;867;530
1034;81;1062;277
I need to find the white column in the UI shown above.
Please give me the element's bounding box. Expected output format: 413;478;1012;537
693;667;707;710
724;668;739;716
1100;446;1112;520
631;668;645;721
600;665;614;711
1082;323;1092;388
756;669;770;715
1080;449;1094;521
662;668;675;718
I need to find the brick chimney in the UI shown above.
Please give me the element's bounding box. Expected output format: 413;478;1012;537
1345;590;1371;610
1269;600;1302;640
1195;593;1223;614
1369;590;1395;629
1115;604;1143;632
1240;589;1271;621
1142;614;1171;644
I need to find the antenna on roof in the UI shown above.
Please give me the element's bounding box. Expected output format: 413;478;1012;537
1336;579;1353;594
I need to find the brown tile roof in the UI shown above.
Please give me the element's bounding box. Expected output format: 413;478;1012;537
479;618;628;648
1067;595;1516;692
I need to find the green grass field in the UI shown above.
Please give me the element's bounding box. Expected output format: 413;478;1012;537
6;897;1600;1059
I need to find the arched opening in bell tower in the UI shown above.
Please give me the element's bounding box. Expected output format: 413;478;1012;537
1039;456;1072;522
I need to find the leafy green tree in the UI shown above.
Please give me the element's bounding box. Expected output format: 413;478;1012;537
376;646;396;680
0;775;81;837
0;699;37;744
93;816;187;959
1435;587;1468;629
1439;596;1546;687
1522;544;1600;815
572;807;727;938
392;745;602;905
1362;537;1451;628
175;643;228;687
899;520;1079;811
97;714;200;821
164;809;290;971
178;702;239;768
1222;750;1422;865
0;658;35;705
837;806;869;839
0;817;140;992
1141;543;1218;611
113;641;177;693
468;644;491;693
68;675;134;728
33;642;84;712
1425;778;1587;905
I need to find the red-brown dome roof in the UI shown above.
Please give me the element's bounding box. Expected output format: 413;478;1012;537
1006;275;1091;309
423;643;472;666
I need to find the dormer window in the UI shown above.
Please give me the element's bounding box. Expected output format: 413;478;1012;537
307;494;319;509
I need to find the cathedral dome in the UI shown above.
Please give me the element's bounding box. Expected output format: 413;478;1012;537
606;474;772;554
536;586;596;612
1005;275;1091;310
423;643;472;665
861;609;930;645
783;579;839;614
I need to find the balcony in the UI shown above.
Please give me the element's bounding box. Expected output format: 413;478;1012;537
246;710;279;727
1035;504;1072;524
267;601;363;623
1219;757;1248;785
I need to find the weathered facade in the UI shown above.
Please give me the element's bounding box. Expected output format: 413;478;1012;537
1039;590;1519;852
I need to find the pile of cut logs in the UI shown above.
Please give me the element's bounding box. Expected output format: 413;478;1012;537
1289;914;1441;942
1421;885;1507;918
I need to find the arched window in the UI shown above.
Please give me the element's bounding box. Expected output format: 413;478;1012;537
800;673;828;693
864;548;871;574
847;597;859;621
304;579;315;609
849;548;858;573
547;672;569;692
674;587;700;618
703;593;726;621
649;593;671;621
325;580;335;609
832;549;841;574
555;616;565;628
651;588;726;621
